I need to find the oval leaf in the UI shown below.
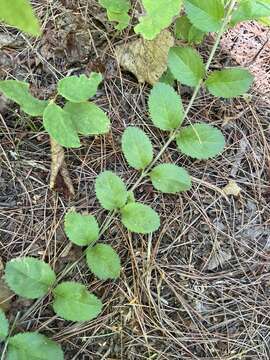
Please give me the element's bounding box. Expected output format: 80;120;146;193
99;0;131;30
168;47;205;87
134;0;183;40
176;123;225;159
64;102;110;135
52;282;102;322
0;309;8;341
205;68;254;98
64;211;99;246
184;0;224;32
0;80;48;116
175;15;205;44
43;103;80;148
121;203;160;234
121;127;153;170
95;171;128;210
0;0;41;36
57;73;102;102
148;83;184;130
7;332;64;360
4;257;56;299
86;244;121;280
231;0;270;25
150;164;192;193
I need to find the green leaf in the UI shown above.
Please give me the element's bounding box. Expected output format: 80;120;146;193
64;101;110;135
175;15;191;40
205;68;254;98
0;80;48;116
168;47;205;87
150;164;192;193
57;73;103;103
121;203;160;234
188;24;206;44
175;15;205;44
159;69;175;86
176;123;225;159
43;102;80;148
99;0;131;30
121;127;153;170
0;0;41;36
52;282;102;322
95;171;128;210
126;190;136;203
64;211;99;246
134;0;183;40
0;309;8;341
4;257;56;299
231;0;270;25
148;83;184;131
184;0;225;32
259;15;270;25
7;332;64;360
86;244;121;280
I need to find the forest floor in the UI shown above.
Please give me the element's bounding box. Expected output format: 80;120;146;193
0;1;270;359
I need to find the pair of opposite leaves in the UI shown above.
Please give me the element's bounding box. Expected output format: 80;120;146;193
0;73;111;148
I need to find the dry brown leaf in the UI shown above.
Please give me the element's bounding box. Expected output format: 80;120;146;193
207;248;232;270
115;30;174;85
50;137;75;198
222;180;242;197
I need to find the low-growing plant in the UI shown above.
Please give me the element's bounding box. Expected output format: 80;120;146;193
1;0;266;357
0;73;111;148
99;0;270;39
0;308;64;359
0;0;41;36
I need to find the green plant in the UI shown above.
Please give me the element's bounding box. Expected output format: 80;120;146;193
231;0;270;25
0;209;122;356
175;15;206;44
1;0;263;357
0;309;64;359
0;0;41;36
134;0;183;40
98;0;131;30
99;0;270;40
0;73;110;148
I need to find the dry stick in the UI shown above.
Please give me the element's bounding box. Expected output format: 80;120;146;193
18;0;237;324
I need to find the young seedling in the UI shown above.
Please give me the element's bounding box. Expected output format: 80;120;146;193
0;72;111;193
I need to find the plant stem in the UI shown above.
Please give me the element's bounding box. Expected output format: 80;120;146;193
17;0;238;326
59;0;238;270
95;0;238;235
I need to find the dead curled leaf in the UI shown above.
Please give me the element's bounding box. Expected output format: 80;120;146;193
222;180;242;197
115;30;174;85
50;137;75;198
207;248;232;270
